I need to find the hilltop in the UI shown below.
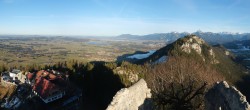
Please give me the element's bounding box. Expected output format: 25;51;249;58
137;35;245;82
139;35;248;109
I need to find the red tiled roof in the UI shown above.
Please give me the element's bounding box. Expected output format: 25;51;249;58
32;70;66;99
36;70;57;80
48;74;57;80
33;77;60;98
36;70;49;78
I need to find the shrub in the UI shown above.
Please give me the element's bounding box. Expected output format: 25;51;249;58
146;56;224;110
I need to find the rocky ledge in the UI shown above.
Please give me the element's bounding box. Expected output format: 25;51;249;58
205;81;250;110
106;79;151;110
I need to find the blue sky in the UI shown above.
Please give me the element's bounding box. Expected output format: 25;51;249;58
0;0;249;36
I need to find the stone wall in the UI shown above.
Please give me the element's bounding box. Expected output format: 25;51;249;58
205;81;250;110
106;79;151;110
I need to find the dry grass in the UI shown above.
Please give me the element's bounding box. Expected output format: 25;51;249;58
0;83;16;101
0;85;8;100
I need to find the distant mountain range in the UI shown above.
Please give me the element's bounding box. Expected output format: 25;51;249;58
116;31;250;44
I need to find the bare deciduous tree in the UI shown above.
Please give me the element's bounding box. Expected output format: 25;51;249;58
146;56;224;110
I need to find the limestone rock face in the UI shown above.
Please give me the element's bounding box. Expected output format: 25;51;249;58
106;79;151;110
180;35;205;54
179;35;219;64
205;81;250;110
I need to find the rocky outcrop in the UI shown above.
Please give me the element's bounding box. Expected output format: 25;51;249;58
106;79;152;110
180;35;205;54
115;67;139;83
179;35;219;64
205;81;250;110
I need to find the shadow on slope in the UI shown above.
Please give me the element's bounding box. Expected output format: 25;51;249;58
81;61;125;110
236;74;250;102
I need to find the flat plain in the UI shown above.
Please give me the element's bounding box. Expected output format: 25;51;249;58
0;36;165;67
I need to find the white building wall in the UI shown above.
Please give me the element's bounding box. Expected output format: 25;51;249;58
42;92;65;103
9;72;17;80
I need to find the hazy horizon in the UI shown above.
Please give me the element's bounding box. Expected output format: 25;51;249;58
1;0;250;36
0;30;249;37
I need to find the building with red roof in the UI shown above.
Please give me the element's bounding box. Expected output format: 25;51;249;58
32;70;67;103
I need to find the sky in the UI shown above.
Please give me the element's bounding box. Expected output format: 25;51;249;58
0;0;249;36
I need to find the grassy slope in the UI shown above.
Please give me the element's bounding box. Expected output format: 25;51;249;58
212;46;245;84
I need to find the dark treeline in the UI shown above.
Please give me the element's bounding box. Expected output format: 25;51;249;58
0;60;142;110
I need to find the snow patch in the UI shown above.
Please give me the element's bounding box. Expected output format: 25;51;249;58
229;49;250;53
244;59;250;61
127;50;156;59
153;56;168;64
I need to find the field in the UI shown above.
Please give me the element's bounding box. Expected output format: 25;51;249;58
0;36;165;67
